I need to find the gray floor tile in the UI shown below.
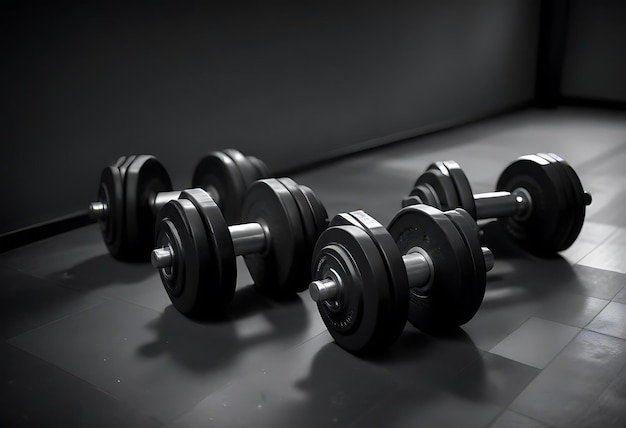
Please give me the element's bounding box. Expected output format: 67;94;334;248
8;298;322;424
352;385;503;428
490;317;580;369
510;330;626;427
573;363;626;428
489;410;551;428
560;222;618;265
0;266;106;339
533;292;609;328
0;342;162;428
565;264;626;301
447;353;540;407
168;333;401;428
586;301;626;340
374;328;486;389
613;286;626;304
578;228;626;275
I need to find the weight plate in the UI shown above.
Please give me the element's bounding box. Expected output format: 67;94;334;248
276;178;318;287
330;210;409;348
442;209;486;325
535;153;575;252
241;179;308;295
249;156;271;179
116;154;136;183
406;184;442;209
388;204;474;332
299;185;330;236
125;155;173;260
192;151;246;224
180;189;238;313
154;198;212;317
97;165;126;259
547;153;589;250
312;225;392;353
496;155;567;256
442;160;477;218
222;149;259;189
414;167;459;210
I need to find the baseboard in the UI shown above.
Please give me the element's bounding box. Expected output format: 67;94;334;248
0;211;94;253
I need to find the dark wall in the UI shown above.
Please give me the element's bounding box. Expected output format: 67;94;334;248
561;0;626;102
1;1;541;235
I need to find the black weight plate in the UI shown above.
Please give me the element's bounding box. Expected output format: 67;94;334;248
442;209;486;325
388;204;473;332
406;184;442;209
241;179;308;295
192;151;246;224
330;210;409;347
535;153;576;252
312;225;392;353
547;153;589;250
249;156;271;178
116;154;136;184
402;195;422;208
442;160;477;219
180;188;238;313
222;149;258;189
496;155;566;256
276;178;318;289
415;168;459;210
299;185;330;236
97;165;126;259
154;198;212;317
125;155;173;260
277;178;317;247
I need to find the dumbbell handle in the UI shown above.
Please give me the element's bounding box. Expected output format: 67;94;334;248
310;247;494;302
89;187;222;221
150;222;268;269
473;190;531;219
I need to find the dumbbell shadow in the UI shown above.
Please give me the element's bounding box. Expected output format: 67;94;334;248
479;220;580;310
49;253;156;291
137;285;309;373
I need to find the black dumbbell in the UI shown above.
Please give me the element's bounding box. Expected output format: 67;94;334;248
151;178;329;317
403;153;592;256
89;149;270;261
309;205;493;354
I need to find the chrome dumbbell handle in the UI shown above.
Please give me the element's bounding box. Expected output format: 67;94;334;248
310;247;494;302
150;222;269;269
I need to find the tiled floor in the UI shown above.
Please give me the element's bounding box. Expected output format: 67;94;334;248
1;106;625;427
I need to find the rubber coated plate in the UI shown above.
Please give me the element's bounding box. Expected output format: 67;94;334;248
414;168;458;210
329;211;409;348
442;209;486;324
496;155;568;256
548;153;588;249
535;153;575;252
180;189;238;314
125;155;173;260
97;165;126;259
388;204;474;332
191;151;246;224
300;185;330;236
442;160;477;218
222;149;258;189
276;178;318;285
312;225;392;353
405;184;442;209
249;156;271;178
241;179;307;295
154;198;212;317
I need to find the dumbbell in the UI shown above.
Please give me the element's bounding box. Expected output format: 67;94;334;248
403;153;592;256
309;205;494;354
151;178;329;318
89;149;270;261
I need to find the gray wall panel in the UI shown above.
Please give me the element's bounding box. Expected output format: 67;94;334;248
1;1;540;234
